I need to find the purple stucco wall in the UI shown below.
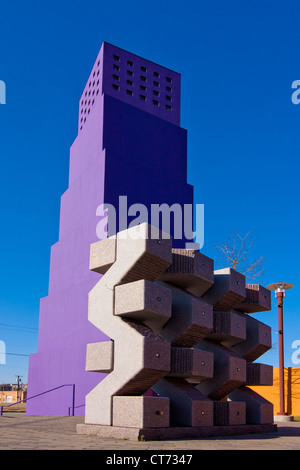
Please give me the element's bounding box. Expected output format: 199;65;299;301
26;43;194;415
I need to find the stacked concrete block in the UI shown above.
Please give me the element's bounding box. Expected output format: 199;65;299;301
85;341;114;373
213;400;246;426
89;236;117;274
230;313;272;362
112;396;170;428
195;340;247;400
115;279;172;331
202;268;246;311
80;223;275;439
246;363;273;386
236;284;271;314
159;249;214;297
206;310;247;347
168;347;214;381
228;387;274;424
85;224;172;425
157;284;213;347
153;378;213;427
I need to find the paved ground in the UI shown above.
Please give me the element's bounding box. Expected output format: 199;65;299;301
0;413;299;450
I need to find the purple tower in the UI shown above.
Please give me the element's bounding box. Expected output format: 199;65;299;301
27;42;194;415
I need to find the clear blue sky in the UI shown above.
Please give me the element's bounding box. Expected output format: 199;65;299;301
0;0;299;384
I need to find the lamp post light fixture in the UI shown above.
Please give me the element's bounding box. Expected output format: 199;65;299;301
267;282;293;417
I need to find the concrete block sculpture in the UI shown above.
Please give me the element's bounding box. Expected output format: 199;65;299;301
77;223;276;440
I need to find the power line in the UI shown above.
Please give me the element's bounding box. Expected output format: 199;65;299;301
0;323;38;331
5;352;30;357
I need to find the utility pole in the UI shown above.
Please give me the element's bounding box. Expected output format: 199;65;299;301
15;375;23;402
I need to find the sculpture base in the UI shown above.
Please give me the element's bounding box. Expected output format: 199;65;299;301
76;423;277;441
274;415;294;422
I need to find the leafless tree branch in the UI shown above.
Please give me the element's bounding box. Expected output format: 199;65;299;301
214;232;265;283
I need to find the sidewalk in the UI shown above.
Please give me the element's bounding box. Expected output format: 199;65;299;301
0;413;299;450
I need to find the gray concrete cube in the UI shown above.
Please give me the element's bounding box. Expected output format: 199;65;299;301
114;279;172;331
236;284;271;313
167;347;214;380
207;311;247;347
158;284;213;347
202;268;246;311
86;341;114;373
246;363;273;386
195;340;246;400
231;314;272;362
116;330;171;396
153;378;213;427
159;249;214;297
213;400;246;426
117;224;172;284
112;396;170;428
228;386;274;424
90;236;117;274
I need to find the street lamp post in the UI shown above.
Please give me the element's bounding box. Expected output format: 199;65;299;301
267;282;293;416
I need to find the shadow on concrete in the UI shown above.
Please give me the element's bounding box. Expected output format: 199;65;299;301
192;423;300;441
275;425;300;437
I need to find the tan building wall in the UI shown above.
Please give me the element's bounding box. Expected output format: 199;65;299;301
0;390;26;404
250;367;300;416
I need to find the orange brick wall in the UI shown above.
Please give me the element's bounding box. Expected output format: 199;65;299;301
250;367;300;416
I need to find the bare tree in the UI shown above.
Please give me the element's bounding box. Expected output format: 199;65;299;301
214;232;265;284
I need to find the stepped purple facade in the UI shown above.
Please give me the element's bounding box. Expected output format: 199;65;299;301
27;42;194;415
